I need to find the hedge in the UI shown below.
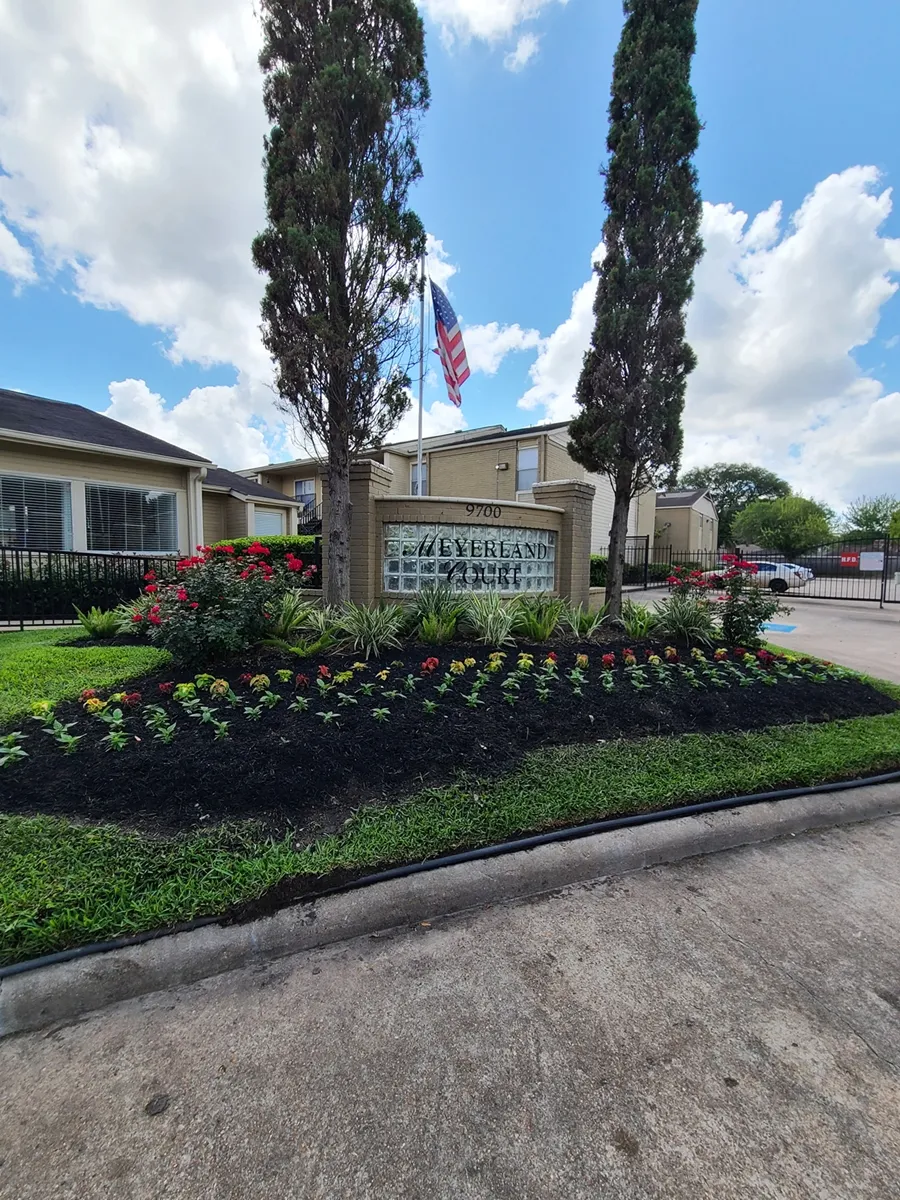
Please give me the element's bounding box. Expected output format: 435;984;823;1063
213;536;320;563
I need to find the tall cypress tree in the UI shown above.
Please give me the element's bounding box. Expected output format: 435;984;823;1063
568;0;703;615
252;0;429;603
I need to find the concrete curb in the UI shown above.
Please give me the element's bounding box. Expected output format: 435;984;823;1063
3;782;900;1037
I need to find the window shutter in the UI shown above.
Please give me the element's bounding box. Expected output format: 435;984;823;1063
0;475;72;550
255;508;285;536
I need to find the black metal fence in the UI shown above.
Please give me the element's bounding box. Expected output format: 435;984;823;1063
591;536;654;590
297;503;323;535
0;549;179;629
639;539;900;605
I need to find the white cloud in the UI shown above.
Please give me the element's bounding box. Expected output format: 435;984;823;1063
104;377;276;469
425;234;458;293
518;170;900;507
391;395;468;444
0;214;36;283
463;321;543;374
504;33;541;72
419;0;566;44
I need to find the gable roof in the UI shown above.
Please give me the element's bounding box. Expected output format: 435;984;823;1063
203;467;299;505
656;488;711;510
0;388;211;465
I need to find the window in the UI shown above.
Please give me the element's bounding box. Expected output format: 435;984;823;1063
255;508;285;536
86;485;177;553
0;475;72;550
410;462;427;496
516;446;539;493
294;479;316;512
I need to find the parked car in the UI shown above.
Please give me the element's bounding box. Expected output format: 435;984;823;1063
703;561;814;594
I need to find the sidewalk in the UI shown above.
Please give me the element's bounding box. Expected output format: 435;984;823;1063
2;816;899;1199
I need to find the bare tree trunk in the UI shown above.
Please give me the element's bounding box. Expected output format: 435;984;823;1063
605;460;635;617
325;438;351;605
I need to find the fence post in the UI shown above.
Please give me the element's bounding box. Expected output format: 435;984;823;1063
642;535;649;590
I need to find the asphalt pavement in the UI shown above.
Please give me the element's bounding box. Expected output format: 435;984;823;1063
2;815;899;1200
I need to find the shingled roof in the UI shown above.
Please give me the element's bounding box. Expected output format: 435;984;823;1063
204;467;299;504
0;388;211;464
656;489;710;509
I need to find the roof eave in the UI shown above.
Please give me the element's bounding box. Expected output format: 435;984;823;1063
0;426;211;468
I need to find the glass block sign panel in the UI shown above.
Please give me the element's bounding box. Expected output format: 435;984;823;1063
383;523;557;593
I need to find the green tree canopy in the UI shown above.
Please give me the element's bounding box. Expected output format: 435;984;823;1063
252;0;429;602
679;462;791;546
839;494;900;538
568;0;703;615
890;509;900;539
732;496;834;559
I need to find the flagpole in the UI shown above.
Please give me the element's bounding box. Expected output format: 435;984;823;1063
416;249;426;496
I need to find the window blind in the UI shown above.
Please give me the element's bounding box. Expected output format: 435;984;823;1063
0;475;72;550
254;508;284;536
86;485;177;553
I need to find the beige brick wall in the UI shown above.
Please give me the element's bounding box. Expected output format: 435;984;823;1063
225;495;249;539
202;493;227;544
544;436;583;484
0;441;189;490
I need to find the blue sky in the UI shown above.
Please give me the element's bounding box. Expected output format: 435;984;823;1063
1;0;898;506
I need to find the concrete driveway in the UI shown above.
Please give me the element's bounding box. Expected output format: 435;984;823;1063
628;589;900;683
2;816;899;1200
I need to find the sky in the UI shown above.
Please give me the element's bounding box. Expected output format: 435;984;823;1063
1;0;899;511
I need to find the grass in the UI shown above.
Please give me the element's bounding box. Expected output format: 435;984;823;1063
2;673;899;966
0;628;170;724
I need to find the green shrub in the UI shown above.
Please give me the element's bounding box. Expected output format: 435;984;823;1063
335;603;405;659
264;590;318;638
213;535;319;566
73;605;119;640
590;556;607;588
419;613;459;645
713;559;787;648
461;592;517;646
648;562;674;583
563;602;609;638
513;594;567;642
653;593;718;646
619;599;659;640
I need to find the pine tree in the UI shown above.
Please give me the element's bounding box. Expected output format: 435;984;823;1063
568;0;704;614
252;0;429;603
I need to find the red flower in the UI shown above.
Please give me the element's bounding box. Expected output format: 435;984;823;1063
80;688;98;700
734;647;747;657
148;614;162;626
601;653;615;669
318;665;331;679
176;588;188;602
239;673;253;684
247;542;271;556
123;692;142;707
295;674;309;688
421;657;439;674
285;553;304;573
144;583;158;594
143;570;156;582
190;601;199;609
219;544;235;555
158;682;174;695
546;652;558;663
132;612;143;623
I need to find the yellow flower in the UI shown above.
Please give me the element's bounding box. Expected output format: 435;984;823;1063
464;657;476;668
31;699;54;718
517;653;534;670
352;662;368;672
109;692;126;704
647;655;662;666
485;659;504;673
249;674;271;693
449;660;466;675
84;697;106;714
334;671;354;685
209;678;230;697
376;669;390;681
575;654;589;669
488;652;506;662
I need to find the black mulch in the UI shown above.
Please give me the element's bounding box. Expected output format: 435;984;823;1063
1;639;896;838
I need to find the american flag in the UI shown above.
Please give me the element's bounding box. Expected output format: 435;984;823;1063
430;280;470;408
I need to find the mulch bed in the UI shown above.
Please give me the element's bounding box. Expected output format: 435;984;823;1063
1;638;896;839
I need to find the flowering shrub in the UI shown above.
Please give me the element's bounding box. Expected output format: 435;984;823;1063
126;543;318;663
666;566;710;596
708;555;786;648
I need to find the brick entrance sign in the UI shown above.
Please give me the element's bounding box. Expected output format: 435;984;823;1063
321;461;594;607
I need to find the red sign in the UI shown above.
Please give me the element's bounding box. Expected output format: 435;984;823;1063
841;552;860;568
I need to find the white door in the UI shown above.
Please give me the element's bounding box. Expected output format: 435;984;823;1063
255;508;285;536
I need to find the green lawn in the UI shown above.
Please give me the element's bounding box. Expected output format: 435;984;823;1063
0;628;171;724
2;674;899;966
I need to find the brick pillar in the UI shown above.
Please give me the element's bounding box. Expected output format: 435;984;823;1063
531;479;595;607
321;459;394;605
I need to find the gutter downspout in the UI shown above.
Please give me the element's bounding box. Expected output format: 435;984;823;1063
189;467;207;550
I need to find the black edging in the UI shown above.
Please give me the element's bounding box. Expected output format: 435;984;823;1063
3;769;900;981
